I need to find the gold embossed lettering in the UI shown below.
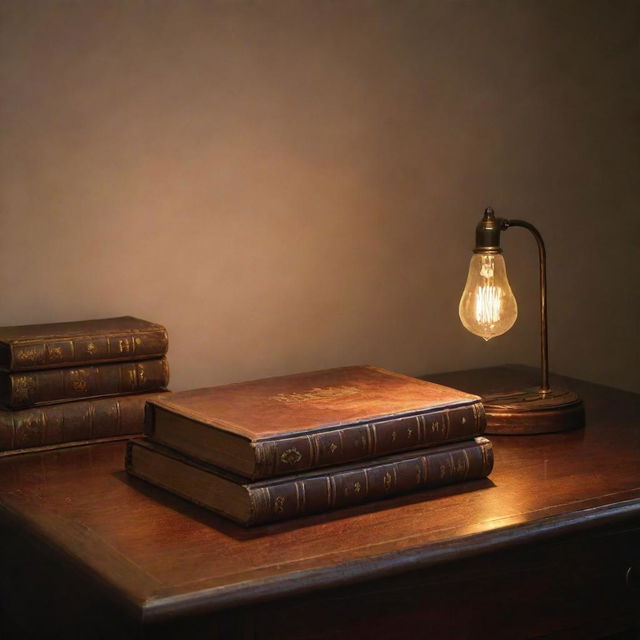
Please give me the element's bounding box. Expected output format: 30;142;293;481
274;496;285;513
273;385;361;404
354;481;361;494
383;472;392;491
86;342;97;355
391;431;397;442
329;442;338;454
407;427;413;439
461;415;467;424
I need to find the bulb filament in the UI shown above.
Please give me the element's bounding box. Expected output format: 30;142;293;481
475;285;502;326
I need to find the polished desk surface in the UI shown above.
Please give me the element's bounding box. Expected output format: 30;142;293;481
0;365;639;631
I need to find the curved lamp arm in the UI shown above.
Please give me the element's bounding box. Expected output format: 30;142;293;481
473;208;550;394
502;219;550;394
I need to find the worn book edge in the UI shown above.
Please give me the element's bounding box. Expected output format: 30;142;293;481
147;365;482;441
0;316;165;343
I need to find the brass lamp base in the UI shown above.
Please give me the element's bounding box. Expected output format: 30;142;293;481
482;387;585;435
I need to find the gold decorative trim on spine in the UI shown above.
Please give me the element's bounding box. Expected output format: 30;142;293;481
365;424;373;456
421;455;429;485
461;449;470;480
254;442;264;477
280;447;302;465
114;397;122;435
383;471;393;492
329;476;337;507
273;495;286;513
482;441;493;474
265;487;274;517
294;481;301;513
444;407;451;440
371;423;379;456
251;487;269;524
309;434;319;469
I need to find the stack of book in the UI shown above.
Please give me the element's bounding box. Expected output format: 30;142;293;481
0;316;169;455
126;365;493;526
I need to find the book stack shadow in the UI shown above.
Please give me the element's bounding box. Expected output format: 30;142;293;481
126;366;493;526
0;317;170;456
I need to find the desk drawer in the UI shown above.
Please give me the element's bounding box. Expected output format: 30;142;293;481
249;522;640;640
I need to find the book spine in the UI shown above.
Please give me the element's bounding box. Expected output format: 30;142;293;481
248;438;493;525
7;328;168;371
1;357;169;409
253;402;486;479
0;392;164;451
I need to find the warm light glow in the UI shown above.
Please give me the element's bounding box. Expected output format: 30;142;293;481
474;285;502;325
459;253;517;341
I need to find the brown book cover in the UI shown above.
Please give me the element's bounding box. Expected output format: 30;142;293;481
145;365;485;480
126;436;493;526
0;391;169;455
0;357;169;409
0;316;168;372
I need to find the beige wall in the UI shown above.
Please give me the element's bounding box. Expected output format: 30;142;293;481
1;0;638;393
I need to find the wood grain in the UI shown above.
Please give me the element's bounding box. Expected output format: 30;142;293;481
0;365;639;635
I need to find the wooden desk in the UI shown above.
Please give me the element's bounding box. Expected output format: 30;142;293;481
1;366;639;639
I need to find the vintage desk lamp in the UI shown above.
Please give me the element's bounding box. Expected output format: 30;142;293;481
459;207;585;434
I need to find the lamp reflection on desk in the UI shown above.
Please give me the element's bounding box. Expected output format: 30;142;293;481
458;207;585;435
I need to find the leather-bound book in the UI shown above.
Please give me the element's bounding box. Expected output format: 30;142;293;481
0;391;169;455
145;365;485;480
0;357;169;409
0;316;168;371
126;436;493;526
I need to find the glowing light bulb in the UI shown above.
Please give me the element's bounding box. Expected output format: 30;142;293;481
459;252;518;341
